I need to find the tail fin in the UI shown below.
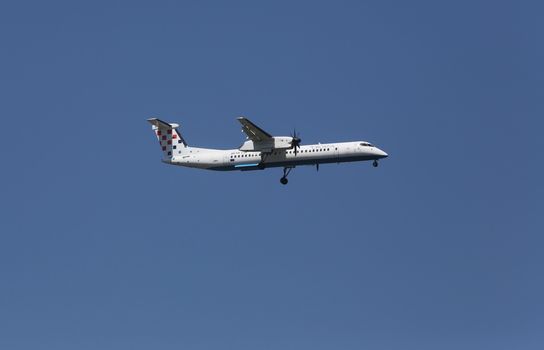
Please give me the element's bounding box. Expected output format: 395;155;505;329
147;118;188;160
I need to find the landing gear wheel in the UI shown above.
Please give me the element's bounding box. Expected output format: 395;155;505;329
373;160;379;167
280;167;293;185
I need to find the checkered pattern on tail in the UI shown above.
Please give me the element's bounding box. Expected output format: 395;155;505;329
148;118;188;160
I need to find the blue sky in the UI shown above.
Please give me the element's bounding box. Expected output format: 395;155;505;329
0;1;542;349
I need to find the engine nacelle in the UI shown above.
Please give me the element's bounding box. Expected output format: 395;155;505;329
239;136;293;152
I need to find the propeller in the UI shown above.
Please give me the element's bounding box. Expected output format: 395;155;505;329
290;129;302;155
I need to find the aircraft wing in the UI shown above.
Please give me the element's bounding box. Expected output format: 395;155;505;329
237;117;273;142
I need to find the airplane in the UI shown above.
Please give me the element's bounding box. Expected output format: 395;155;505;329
147;117;388;185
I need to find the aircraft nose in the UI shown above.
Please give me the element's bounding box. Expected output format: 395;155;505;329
377;149;388;159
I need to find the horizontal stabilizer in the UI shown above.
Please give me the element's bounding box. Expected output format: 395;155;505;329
147;118;180;129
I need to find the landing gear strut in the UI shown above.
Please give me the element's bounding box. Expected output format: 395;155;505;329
373;160;379;168
280;167;293;185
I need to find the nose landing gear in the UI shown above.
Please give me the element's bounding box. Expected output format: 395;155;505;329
373;160;379;167
280;167;294;185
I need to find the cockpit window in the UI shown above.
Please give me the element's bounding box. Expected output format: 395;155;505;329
360;142;374;147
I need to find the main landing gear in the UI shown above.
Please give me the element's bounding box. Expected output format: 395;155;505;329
373;160;379;168
280;167;294;185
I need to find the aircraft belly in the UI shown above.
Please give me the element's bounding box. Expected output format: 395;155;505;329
263;154;375;168
207;148;376;171
263;155;331;168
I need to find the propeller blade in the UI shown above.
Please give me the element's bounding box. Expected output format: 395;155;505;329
290;128;302;156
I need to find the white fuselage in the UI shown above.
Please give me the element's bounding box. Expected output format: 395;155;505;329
165;141;388;171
